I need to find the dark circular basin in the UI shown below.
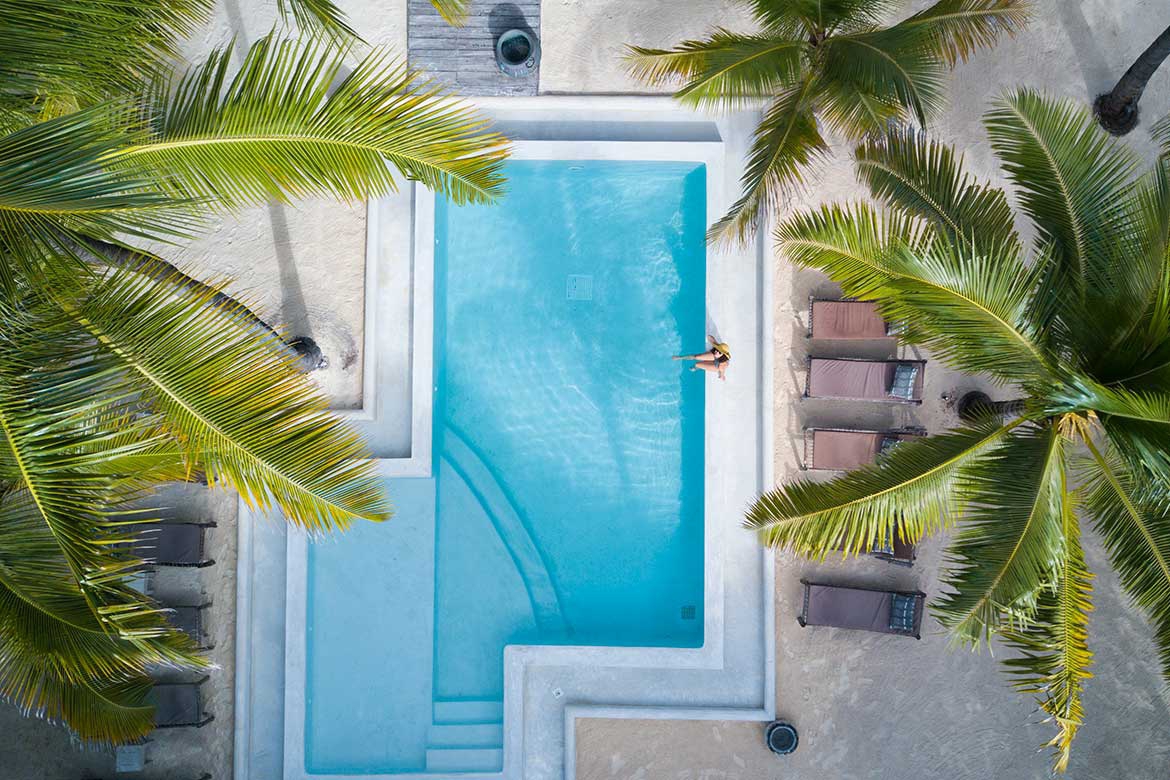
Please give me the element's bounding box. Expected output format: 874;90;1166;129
496;29;539;77
765;721;798;755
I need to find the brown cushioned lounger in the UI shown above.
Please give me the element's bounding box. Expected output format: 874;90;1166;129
810;299;890;339
804;428;924;471
806;358;925;402
797;580;925;638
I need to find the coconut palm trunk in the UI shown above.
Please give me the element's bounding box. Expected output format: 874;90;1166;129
1094;23;1170;135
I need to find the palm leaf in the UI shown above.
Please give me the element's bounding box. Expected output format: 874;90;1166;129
814;76;905;137
984;89;1139;306
819;27;948;127
934;424;1068;642
49;267;390;532
892;0;1030;67
708;76;827;245
276;0;358;41
429;0;470;26
118;36;509;209
625;30;805;109
1152;112;1170;154
854;126;1017;249
776;202;1052;384
0;104;194;277
1079;442;1170;683
746;418;1014;553
0;0;212;103
1001;475;1093;774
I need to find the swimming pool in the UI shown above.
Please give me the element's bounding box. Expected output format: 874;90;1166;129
303;160;708;774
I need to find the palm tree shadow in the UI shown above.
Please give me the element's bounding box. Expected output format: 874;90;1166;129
1057;1;1115;99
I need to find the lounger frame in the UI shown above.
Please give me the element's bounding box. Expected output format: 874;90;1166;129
802;356;927;404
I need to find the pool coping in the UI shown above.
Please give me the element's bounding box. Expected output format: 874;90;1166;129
235;96;775;780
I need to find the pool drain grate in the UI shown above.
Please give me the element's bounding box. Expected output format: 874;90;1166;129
680;605;696;620
566;274;593;301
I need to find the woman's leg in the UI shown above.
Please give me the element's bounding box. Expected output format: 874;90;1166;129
690;360;721;373
674;349;718;361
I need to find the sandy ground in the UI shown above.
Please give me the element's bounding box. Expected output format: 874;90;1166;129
7;0;1170;779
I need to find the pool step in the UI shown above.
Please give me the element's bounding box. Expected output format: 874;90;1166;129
432;698;504;725
426;722;504;748
424;746;504;773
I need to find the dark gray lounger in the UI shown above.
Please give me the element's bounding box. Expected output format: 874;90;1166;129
167;603;213;650
797;580;925;638
149;676;215;728
130;522;215;568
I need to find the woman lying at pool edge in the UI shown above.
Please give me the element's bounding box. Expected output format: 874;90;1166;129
673;335;729;380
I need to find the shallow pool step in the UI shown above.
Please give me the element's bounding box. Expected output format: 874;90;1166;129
427;722;504;748
432;699;504;725
424;746;504;773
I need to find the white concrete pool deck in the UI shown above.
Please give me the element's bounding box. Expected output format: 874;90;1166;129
234;97;774;780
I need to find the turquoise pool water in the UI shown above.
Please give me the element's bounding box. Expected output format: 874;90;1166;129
306;160;707;774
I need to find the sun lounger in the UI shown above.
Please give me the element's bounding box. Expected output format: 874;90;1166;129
167;603;213;650
797;580;925;638
805;357;926;403
149;676;215;729
809;298;894;339
803;427;925;471
130;522;215;568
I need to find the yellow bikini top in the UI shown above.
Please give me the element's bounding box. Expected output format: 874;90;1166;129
712;342;730;359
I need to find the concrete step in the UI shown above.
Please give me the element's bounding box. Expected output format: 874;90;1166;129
432;699;504;725
424;746;504;773
427;722;504;748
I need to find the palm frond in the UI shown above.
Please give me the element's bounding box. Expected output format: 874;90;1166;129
984;89;1140;306
892;0;1030;67
0;104;194;273
819;27;948;127
1001;474;1093;774
1079;442;1170;683
625;30;805;110
776;202;1052;384
1152;113;1170;155
276;0;358;41
49;267;390;532
934;425;1068;642
746;419;1014;553
429;0;469;26
708;77;827;245
0;0;212;104
118;36;509;209
814;77;905;137
854;126;1017;249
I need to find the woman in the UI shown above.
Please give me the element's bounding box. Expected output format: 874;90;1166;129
673;335;730;380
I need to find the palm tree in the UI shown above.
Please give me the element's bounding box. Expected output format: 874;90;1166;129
1094;24;1170;136
0;2;507;744
746;90;1170;771
624;0;1029;245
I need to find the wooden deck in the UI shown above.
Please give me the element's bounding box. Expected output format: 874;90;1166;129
408;0;540;96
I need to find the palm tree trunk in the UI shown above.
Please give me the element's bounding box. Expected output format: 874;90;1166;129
77;239;325;373
1094;24;1170;136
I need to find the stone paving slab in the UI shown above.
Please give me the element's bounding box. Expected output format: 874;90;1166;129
408;0;539;95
